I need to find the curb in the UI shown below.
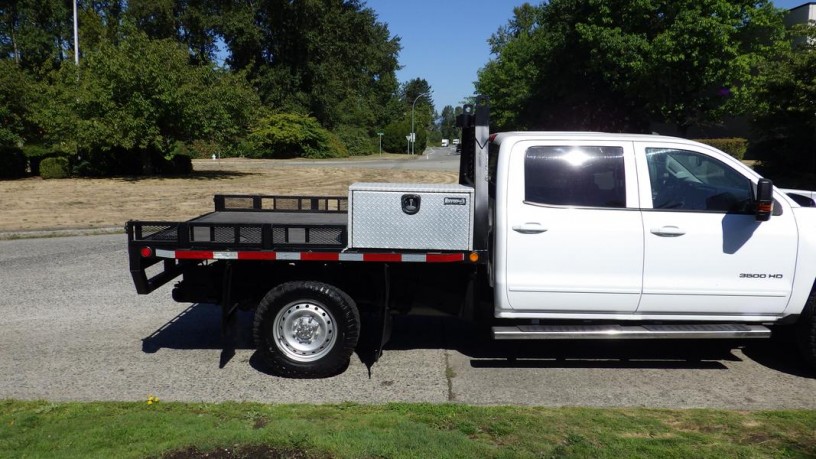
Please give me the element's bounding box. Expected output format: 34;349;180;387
0;226;125;241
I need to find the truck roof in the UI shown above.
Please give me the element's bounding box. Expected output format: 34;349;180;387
491;131;698;144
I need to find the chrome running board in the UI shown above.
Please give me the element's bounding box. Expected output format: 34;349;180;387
492;323;771;340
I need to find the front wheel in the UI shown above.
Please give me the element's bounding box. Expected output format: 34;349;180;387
796;283;816;369
253;281;360;378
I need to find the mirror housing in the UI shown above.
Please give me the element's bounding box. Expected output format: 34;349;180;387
756;178;773;221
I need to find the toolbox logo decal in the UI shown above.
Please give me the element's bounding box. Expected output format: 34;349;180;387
444;197;467;205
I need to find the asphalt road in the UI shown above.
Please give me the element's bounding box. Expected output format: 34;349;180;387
1;233;816;408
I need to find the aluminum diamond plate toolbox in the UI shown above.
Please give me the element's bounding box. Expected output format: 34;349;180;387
349;183;474;250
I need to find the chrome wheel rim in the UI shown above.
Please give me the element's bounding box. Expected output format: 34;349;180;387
273;300;337;362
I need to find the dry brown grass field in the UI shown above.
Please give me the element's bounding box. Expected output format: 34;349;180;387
0;158;457;233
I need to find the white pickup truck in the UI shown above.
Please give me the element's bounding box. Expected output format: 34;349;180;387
127;98;816;377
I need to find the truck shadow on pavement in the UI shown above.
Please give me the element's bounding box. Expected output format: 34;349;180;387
140;303;814;378
141;303;256;368
386;314;815;377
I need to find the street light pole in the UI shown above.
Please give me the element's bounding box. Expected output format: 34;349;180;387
411;92;430;155
73;0;79;66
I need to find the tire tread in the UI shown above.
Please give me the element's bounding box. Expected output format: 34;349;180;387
253;281;360;378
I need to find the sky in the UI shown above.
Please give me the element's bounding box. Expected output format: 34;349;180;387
364;0;810;113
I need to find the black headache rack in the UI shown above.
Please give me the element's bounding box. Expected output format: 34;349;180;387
127;194;349;294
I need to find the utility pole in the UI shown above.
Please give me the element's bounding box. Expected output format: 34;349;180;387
73;0;79;66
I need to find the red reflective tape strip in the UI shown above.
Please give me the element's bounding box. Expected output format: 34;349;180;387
163;250;465;263
300;252;340;261
426;253;465;263
237;252;277;260
175;250;214;260
363;253;402;262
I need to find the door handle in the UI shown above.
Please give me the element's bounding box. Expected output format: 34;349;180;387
512;223;547;234
650;226;686;237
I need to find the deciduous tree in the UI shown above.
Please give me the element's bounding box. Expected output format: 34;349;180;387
477;0;787;135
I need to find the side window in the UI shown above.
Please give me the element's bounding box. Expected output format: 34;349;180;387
524;146;626;208
646;148;753;212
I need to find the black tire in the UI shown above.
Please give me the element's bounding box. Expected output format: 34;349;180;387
253;281;360;378
796;282;816;369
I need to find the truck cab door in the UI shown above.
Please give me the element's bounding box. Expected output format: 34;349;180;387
496;140;643;315
635;142;797;315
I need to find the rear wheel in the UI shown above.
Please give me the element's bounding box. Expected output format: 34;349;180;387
253;281;360;378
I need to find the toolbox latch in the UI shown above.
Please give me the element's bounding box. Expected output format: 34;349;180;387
401;194;421;215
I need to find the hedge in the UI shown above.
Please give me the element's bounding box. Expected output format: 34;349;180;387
693;138;748;160
23;145;74;176
40;157;71;179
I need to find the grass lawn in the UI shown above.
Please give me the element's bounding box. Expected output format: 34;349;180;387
2;400;815;458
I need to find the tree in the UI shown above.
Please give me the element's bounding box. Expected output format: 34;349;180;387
216;0;401;132
0;0;72;71
0;60;39;145
34;31;260;173
438;105;460;141
0;0;413;168
750;24;816;181
126;0;218;63
477;0;787;134
382;118;412;153
401;78;434;110
398;78;434;152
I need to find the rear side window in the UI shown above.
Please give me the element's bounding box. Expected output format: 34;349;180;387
524;146;626;208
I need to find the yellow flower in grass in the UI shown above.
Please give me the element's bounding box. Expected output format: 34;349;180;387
146;394;160;405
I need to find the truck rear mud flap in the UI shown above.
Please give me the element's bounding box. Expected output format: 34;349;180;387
492;323;771;340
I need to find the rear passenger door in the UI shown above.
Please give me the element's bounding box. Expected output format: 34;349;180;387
502;141;643;313
635;142;797;315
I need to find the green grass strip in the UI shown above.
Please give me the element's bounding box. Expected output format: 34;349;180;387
1;400;815;458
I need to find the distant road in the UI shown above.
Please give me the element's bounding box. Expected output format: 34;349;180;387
1;234;816;407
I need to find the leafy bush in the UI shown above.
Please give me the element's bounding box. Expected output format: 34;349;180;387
382;119;411;153
334;125;375;156
23;145;73;176
382;119;427;154
171;140;220;160
39;157;71;179
0;146;26;179
694;138;748;160
245;114;348;159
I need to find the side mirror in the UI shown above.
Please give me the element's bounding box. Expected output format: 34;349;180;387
756;178;773;221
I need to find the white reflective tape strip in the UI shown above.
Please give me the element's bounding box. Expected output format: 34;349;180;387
401;254;427;263
276;252;301;260
213;252;238;260
339;253;364;261
155;249;175;259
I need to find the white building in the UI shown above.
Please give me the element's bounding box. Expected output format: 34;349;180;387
785;2;816;27
786;2;816;46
